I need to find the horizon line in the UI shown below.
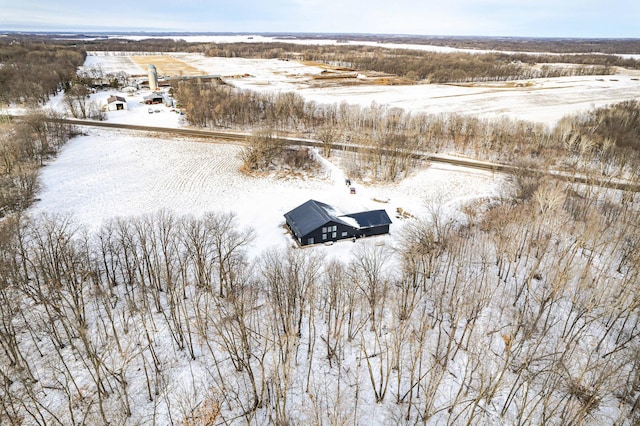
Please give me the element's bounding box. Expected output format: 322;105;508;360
2;30;639;41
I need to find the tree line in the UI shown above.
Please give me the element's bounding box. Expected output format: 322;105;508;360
286;33;640;55
200;42;635;83
320;50;616;83
173;80;640;183
18;32;640;55
0;113;77;218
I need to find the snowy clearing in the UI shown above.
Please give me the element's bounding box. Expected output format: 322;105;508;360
32;129;505;261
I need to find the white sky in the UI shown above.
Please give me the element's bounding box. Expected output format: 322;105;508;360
1;0;639;38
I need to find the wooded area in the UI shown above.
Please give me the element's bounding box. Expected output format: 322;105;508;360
0;37;85;105
0;113;76;218
287;33;640;55
1;177;639;424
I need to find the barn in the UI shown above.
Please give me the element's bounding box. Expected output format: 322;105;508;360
284;199;392;246
106;95;127;111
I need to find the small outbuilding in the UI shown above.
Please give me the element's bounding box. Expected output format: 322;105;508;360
143;93;166;105
143;92;174;107
106;95;127;111
284;199;392;246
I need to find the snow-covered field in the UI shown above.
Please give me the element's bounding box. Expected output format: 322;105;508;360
32;128;504;261
82;51;640;126
298;74;640;125
82;52;147;75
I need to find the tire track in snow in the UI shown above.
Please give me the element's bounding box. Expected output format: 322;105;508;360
149;143;245;210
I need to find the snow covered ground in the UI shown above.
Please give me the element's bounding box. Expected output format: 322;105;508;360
34;48;639;261
16;38;639;425
44;87;190;128
37;54;502;259
81;52;147;75
81;52;640;126
32;128;504;261
297;74;640;125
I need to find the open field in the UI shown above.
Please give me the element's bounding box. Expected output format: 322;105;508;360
299;73;640;125
130;54;206;77
32;128;505;260
82;52;640;125
82;52;146;75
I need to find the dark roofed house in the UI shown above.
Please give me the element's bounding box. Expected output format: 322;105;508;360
284;199;392;246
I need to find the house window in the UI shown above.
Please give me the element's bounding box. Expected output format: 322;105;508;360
308;238;314;245
332;232;337;238
322;227;327;233
322;234;327;240
332;225;337;232
342;232;348;237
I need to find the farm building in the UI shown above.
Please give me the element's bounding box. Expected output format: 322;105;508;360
106;95;127;111
143;93;174;107
284;199;392;246
143;93;166;105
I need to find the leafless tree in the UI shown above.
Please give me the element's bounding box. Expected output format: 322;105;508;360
348;243;390;333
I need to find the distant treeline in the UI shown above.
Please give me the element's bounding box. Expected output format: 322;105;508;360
291;33;640;54
76;37;203;53
337;51;617;82
201;42;638;83
23;35;638;84
7;31;640;54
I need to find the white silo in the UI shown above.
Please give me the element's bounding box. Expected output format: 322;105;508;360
148;64;158;91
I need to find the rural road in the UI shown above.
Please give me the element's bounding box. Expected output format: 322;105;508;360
50;118;640;192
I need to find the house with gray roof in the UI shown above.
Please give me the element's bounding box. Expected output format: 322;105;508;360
284;199;392;246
